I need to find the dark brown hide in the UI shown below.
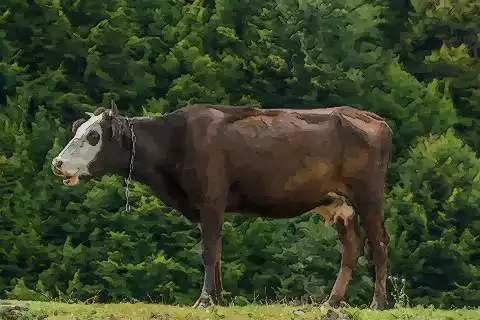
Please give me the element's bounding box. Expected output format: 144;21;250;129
63;104;393;310
94;106;107;115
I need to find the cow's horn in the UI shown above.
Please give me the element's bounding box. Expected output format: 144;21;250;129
109;100;119;116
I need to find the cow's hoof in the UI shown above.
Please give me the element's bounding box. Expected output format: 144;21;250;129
369;298;387;310
322;296;342;308
322;301;336;308
193;294;215;308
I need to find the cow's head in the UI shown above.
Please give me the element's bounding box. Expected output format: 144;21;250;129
51;101;132;185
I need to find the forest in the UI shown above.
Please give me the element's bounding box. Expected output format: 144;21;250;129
0;0;479;310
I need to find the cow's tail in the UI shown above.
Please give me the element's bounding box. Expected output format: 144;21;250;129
382;121;394;169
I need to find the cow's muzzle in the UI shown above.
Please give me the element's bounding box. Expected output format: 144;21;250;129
51;158;64;176
51;157;80;185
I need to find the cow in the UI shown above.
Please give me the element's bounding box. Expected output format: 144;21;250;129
51;101;393;310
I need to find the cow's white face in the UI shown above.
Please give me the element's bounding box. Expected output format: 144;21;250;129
52;112;104;185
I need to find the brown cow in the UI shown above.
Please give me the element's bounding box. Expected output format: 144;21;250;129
51;102;393;310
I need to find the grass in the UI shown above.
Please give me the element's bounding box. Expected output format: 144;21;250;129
1;300;479;320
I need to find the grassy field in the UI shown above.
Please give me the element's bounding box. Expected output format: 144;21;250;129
1;300;479;320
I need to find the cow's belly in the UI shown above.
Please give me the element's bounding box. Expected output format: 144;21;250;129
225;142;343;200
236;165;341;201
226;154;347;216
226;164;354;222
222;112;349;215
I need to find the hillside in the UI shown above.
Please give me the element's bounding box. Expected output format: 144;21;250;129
1;301;480;320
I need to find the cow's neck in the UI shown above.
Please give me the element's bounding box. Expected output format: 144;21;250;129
120;116;168;178
116;115;186;211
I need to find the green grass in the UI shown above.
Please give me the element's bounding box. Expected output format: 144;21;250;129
1;300;479;320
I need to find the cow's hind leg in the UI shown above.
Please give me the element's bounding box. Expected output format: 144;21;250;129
356;196;389;310
193;204;224;308
323;214;361;307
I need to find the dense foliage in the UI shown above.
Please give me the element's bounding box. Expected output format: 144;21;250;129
0;0;479;309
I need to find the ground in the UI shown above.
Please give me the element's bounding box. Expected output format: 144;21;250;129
1;300;479;320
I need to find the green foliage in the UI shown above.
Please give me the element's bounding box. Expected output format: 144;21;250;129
364;63;458;157
383;0;480;152
0;0;479;310
385;130;480;307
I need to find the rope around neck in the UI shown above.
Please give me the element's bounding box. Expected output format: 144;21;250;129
124;120;136;212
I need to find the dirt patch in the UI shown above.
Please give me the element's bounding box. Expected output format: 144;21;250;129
320;309;351;320
150;312;171;320
0;304;31;320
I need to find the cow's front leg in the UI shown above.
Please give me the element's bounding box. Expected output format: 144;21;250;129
193;204;224;308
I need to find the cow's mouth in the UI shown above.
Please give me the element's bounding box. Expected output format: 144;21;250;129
52;166;64;177
63;174;79;186
53;168;80;186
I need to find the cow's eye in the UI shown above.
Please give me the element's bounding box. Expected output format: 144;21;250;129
86;130;100;146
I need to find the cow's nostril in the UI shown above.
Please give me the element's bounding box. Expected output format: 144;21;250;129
54;159;63;169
